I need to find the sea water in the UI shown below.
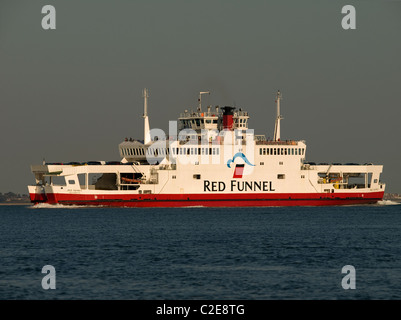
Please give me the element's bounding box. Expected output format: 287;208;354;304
0;202;400;300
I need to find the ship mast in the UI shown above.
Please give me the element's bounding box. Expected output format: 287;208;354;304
198;91;210;111
273;90;283;141
143;88;151;144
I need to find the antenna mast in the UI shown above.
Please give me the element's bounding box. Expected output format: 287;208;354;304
198;91;210;111
273;90;283;141
143;88;151;144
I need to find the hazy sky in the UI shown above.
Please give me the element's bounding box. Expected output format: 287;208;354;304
1;0;400;194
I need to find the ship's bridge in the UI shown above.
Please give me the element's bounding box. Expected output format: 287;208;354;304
178;106;250;132
178;106;221;132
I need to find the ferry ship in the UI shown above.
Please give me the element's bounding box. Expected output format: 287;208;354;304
28;89;385;207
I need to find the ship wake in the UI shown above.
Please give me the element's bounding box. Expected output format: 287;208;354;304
376;200;400;206
29;203;104;209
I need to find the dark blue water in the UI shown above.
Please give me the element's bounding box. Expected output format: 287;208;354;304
1;202;401;300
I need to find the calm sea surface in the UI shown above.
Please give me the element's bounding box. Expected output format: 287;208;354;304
0;202;400;300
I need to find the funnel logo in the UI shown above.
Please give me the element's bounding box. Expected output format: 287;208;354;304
227;153;255;178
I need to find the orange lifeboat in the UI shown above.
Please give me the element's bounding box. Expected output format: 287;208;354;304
121;177;141;184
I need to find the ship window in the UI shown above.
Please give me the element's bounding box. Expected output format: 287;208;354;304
260;162;264;165
295;149;298;155
301;175;305;178
209;148;212;155
206;120;211;124
78;174;86;188
193;174;201;180
270;148;273;155
279;161;283;165
285;148;287;155
172;175;176;179
278;174;285;179
198;148;201;155
89;173;117;190
68;180;75;184
217;148;219;155
263;148;266;155
281;148;283;155
212;148;215;155
266;148;269;155
291;148;294;155
260;148;262;155
49;176;66;186
274;148;277;155
213;120;218;124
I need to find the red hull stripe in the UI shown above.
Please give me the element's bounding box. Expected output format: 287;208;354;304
30;192;384;207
